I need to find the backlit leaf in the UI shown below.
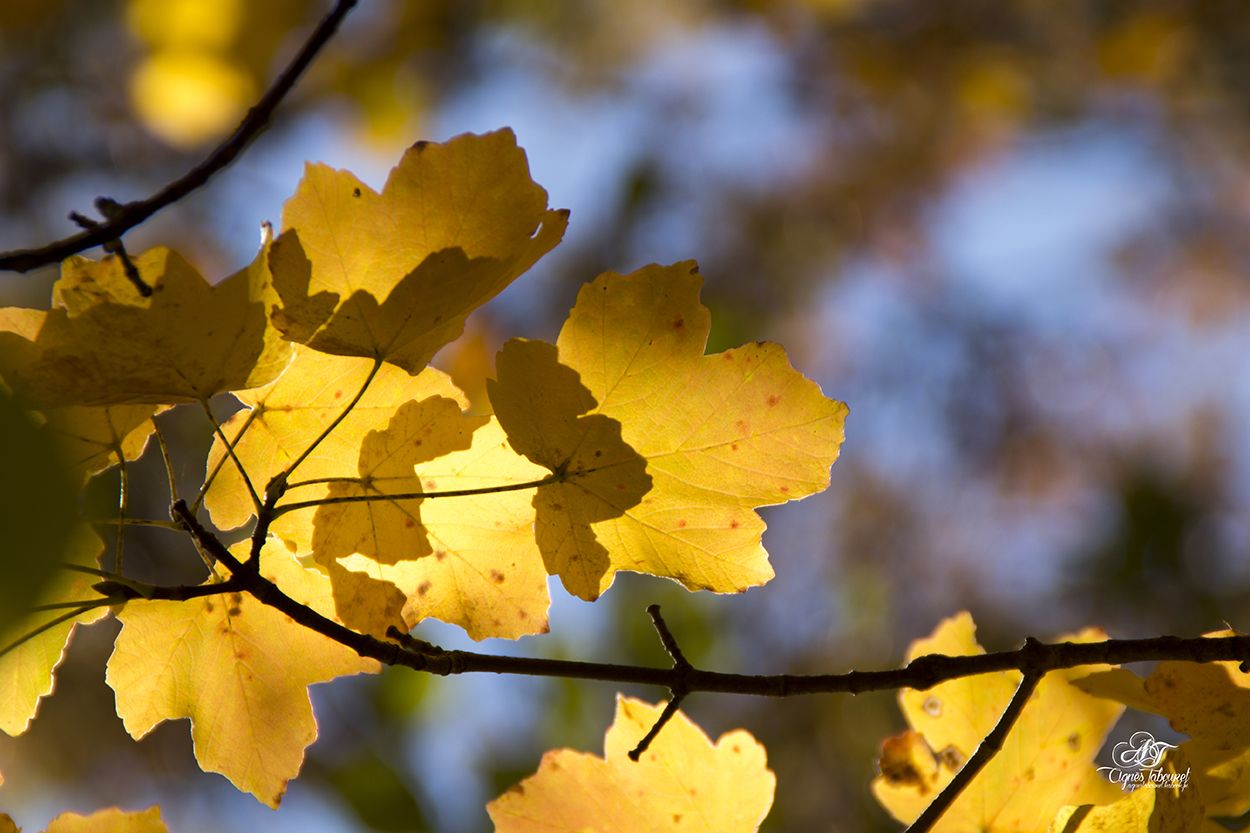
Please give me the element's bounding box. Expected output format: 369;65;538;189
872;612;1124;832
488;696;775;832
1075;642;1250;818
0;526;109;736
44;806;167;833
1047;751;1202;832
489;262;847;600
107;540;378;806
0;243;289;406
270;129;568;372
336;418;552;640
204;347;466;534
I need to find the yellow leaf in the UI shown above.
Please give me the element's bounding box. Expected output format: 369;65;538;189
44;806;167;833
487;696;775;832
204;347;465;534
333;418;552;640
106;541;378;806
489;263;847;599
0;527;109;736
872;613;1124;832
310;395;485;566
0;244;289;406
270;128;568;372
1047;751;1202;832
1077;646;1250;818
488;339;651;600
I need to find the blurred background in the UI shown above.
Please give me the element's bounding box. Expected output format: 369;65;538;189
2;1;1250;831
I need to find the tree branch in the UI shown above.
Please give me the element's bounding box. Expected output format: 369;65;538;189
0;0;359;273
160;505;1250;697
903;657;1044;833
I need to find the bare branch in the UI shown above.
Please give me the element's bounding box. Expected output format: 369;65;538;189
0;0;359;273
903;665;1044;833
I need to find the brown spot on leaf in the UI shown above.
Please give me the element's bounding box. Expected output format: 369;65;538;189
937;745;965;770
417;581;431;596
779;485;790;493
724;352;734;361
227;606;242;617
735;419;748;432
677;519;687;528
730;519;740;529
334;390;343;399
767;394;780;407
731;442;739;451
352;187;362;198
672;814;683;824
672;316;684;329
404;517;416;528
425;480;437;489
490;570;505;584
414;140;429;151
203;600;214;613
1067;733;1081;751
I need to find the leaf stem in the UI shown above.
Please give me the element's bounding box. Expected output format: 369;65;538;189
200;398;262;513
90;517;184;531
114;449;129;572
273;474;558;517
154;422;180;504
0;602;113;660
194;406;258;513
280;357;383;486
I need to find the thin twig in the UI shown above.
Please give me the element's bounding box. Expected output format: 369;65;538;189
0;0;360;273
200;399;262;513
273;474;559;517
194;406;258;513
114;449;129;573
279;357;382;486
902;668;1044;833
0;602;114;659
628;694;688;762
154;422;180;504
68;207;151;296
630;605;694;760
89;517;184;531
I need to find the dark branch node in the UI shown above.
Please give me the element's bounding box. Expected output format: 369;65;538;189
69;207;152;296
629;604;696;761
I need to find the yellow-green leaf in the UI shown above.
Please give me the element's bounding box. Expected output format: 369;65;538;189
106;540;378;806
0;385;82;637
489;263;847;600
0;526;109;736
872;612;1124;832
488;696;775;832
0;244;289;406
270;128;568;372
